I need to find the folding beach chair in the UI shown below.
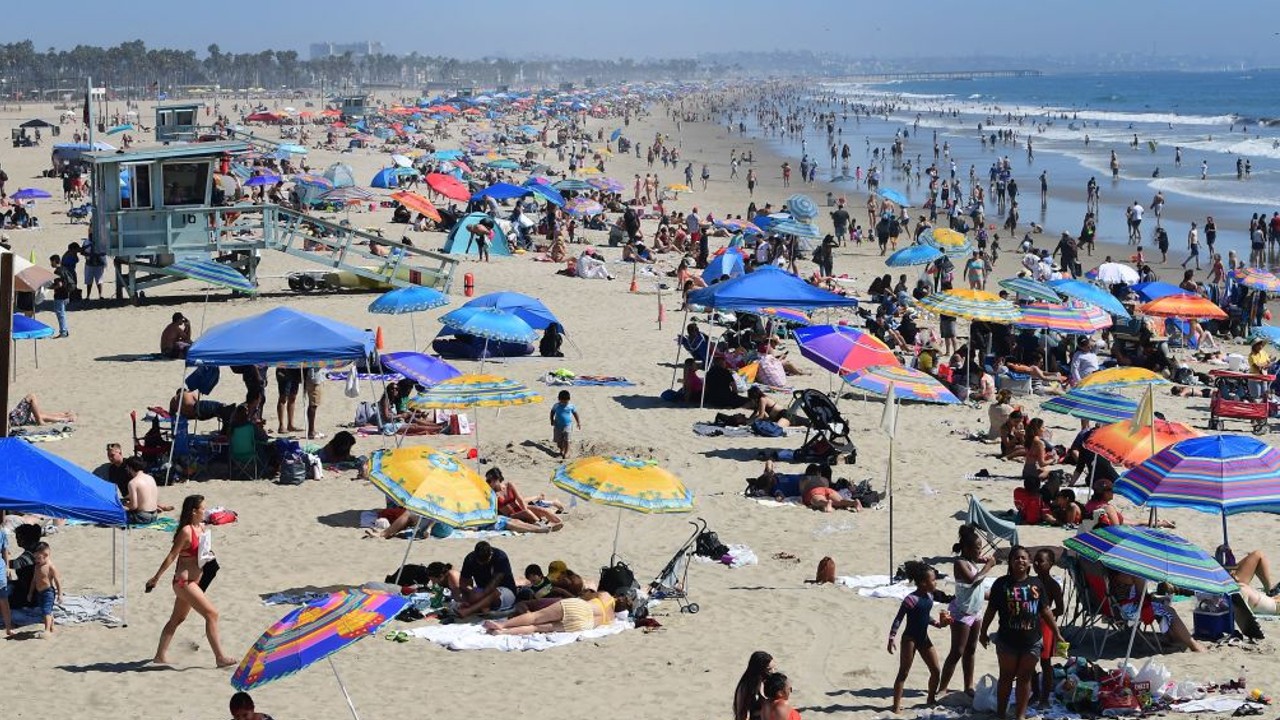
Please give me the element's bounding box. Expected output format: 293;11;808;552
1068;555;1162;657
964;494;1019;556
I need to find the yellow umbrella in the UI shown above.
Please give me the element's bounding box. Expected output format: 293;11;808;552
666;183;692;192
1076;366;1171;390
552;455;694;557
367;446;495;528
578;167;601;175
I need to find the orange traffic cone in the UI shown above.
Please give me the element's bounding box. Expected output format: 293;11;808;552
657;296;666;329
375;326;385;351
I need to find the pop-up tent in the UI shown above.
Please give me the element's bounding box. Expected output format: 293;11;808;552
442;213;511;257
187;307;373;366
0;438;124;525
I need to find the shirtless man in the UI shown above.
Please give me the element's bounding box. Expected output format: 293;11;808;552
122;457;172;524
170;389;228;422
160;312;192;359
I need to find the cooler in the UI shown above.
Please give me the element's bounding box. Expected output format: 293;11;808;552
1192;593;1233;641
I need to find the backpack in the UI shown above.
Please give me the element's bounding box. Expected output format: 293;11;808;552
597;560;637;596
815;556;836;584
695;530;730;559
354;401;380;426
276;439;307;485
751;419;785;438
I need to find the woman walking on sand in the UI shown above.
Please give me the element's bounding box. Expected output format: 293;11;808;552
145;495;237;667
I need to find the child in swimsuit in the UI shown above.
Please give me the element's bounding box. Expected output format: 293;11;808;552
27;542;62;637
888;561;946;714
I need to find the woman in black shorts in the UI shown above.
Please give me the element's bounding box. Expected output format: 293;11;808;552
979;546;1061;720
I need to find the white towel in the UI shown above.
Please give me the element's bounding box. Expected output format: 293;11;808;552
1171;698;1256;714
406;617;632;651
749;496;802;508
835;575;915;600
692;544;758;568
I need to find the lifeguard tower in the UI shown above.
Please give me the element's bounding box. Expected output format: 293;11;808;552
336;94;373;121
155;103;202;142
82;141;457;301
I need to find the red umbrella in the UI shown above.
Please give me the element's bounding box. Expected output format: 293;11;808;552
425;173;470;202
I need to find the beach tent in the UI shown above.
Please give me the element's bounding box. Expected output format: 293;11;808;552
370;167;417;189
687;265;860;311
0;438;124;525
441;213;511;257
187;307;373;366
323;163;356;188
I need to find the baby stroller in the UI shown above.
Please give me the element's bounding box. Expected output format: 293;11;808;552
791;389;856;465
647;517;709;614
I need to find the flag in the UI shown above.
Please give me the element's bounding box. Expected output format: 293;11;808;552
880;382;898;438
1130;385;1154;435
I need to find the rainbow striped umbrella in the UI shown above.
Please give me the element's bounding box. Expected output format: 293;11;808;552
407;374;541;410
231;588;409;692
1084;418;1202;468
1138;294;1228;321
1014;302;1106;333
842;364;959;404
564;197;604;216
1232;267;1280;293
921;227;971;255
1117;434;1280;545
751;306;812;326
587;176;624;193
1041;389;1138;424
794;324;898;375
999;277;1061;303
552;456;693;514
1076;366;1171;390
915;289;1022;323
368;446;496;527
1064;525;1238;595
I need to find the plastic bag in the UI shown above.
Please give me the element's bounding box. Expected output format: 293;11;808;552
344;364;361;399
972;674;998;713
1135;659;1171;690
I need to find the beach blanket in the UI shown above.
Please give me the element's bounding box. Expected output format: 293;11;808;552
691;544;758;569
326;371;401;383
10;425;75;442
835;575;915;600
129;516;178;532
749;496;803;508
1171;698;1259;714
11;594;123;628
406;616;632;651
358;511;514;540
542;373;635;387
692;422;802;438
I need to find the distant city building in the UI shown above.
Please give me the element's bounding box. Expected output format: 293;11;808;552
309;42;384;60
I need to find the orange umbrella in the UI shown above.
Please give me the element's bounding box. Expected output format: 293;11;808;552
388;191;442;222
1138;294;1228;320
1084;418;1202;468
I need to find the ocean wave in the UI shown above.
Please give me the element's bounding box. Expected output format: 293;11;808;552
1147;177;1278;206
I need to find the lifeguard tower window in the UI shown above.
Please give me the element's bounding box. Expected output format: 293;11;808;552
162;162;209;207
121;164;152;210
158;107;196;128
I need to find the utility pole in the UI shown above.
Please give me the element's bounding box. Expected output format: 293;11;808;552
0;252;14;436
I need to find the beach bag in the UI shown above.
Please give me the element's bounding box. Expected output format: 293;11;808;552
598;560;637;596
354;401;379;426
695;530;730;559
276;439;306;485
815;556;836;584
751;419;785;437
972;674;999;713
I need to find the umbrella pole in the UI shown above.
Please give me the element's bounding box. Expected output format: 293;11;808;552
411;318;417;352
33;338;38;369
329;657;363;720
888;431;895;577
1222;510;1229;549
122;526;129;627
669;309;690;391
1121;581;1147;669
611;506;623;563
699;329;714;409
393;517;424;585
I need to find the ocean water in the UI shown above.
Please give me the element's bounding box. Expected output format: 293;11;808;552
749;70;1280;257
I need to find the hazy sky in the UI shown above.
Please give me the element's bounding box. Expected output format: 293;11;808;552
12;0;1280;62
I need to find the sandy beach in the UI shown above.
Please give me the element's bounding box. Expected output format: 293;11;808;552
2;87;1278;720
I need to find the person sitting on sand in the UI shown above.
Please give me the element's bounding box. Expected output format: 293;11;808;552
679;358;704;403
999;410;1027;460
1083;480;1124;529
1109;569;1203;652
486;467;563;529
986;389;1015;441
1021;418;1053;482
160;312;193;359
1048;488;1084;526
8;393;76;428
483;590;631;635
742;387;806;428
454;541;518;619
705;356;746;408
123;457;173;525
377;381;442;433
799;463;861;513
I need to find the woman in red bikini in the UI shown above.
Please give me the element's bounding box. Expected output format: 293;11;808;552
145;494;237;667
485;468;562;529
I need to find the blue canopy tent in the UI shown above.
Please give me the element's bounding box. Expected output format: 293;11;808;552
441;213;512;257
187;307;374;367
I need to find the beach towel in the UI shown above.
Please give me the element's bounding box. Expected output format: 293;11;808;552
326;371;401;383
11;594;123;628
10;425;75;442
1171;698;1258;714
691;543;758;568
835;575;916;600
749;496;803;508
129;516;178;532
692;422;802;438
359;511;514;540
542;373;636;387
406;616;633;651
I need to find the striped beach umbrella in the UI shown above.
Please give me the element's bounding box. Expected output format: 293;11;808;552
1069;301;1114;332
564;197;604;216
1232;267;1280;293
1075;366;1171;391
552;456;693;514
768;217;822;239
1117;434;1280;545
1064;525;1238;595
751;307;812;326
886;244;943;267
1049;278;1130;317
915;289;1022;323
1084;418;1201;468
1041;389;1138;424
842;364;959;404
794;324;898;375
379;351;461;387
785;193;819;221
1014;302;1111;333
407;374;541;410
999;277;1062;303
921;227;971;255
164;258;256;293
554;178;595;192
321;186;374;204
586;176;624;194
1138;294;1228;321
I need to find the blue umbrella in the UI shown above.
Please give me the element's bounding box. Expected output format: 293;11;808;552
245;174;282;187
471;182;532;202
768;218;822;239
380;351;462;387
10;188;51;200
553;178;594;193
609;128;622;141
702;251;745;282
785;194;819;221
1131;281;1188;303
462;291;560;331
369;286;448;315
485;159;519;170
440;306;537;344
1048;278;1130;317
998;277;1062;302
523;181;565;207
877;187;910;207
433;149;464;160
12;314;54;340
886;244;943;267
1249;325;1280;345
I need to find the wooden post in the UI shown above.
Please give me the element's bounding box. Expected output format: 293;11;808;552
0;252;13;436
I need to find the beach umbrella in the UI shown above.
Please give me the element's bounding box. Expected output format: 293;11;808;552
1117;434;1280;546
794;324;898;375
10;188;51;200
1130;281;1187;303
368;446;496;528
485;158;519;170
842;364;959;404
714;218;764;236
553;178;594;193
877;187;910;207
321;186;374;205
552;456;693;558
609;128;622;141
1048;278;1130;317
11;314;52;376
1138;294;1228;321
1232;268;1280;293
105;123;134;135
462;291;560;331
1041;389;1138;424
379;351;461;387
1075;366;1171;391
369;286;449;348
1014;302;1112;334
999;277;1062;303
2;252;54;293
915;289;1021;323
390;154;413;168
424;173;470;201
523;181;566;207
1249;326;1280;346
751;307;812;326
587;176;624;194
564;197;604;216
785;194;819;221
231;587;409;719
1069;301;1115;332
440;306;537;344
293;174;334;190
886;244;943;267
768;217;822;239
921;228;971;255
1088;262;1141;285
165;258;256;294
406;374;542;461
388;191;442;222
577;167;601;175
1084;418;1201;468
665;183;692;193
245;174;281;187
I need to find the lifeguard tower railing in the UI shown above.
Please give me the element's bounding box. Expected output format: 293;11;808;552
102;203;457;299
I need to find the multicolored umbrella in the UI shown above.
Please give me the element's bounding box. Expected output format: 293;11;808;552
886;244;943;267
425;173;470;201
714;218;764;236
751;307;812;326
440;306;537;344
1048;278;1130;317
368;446;496;528
1069;301;1115;332
231;587;409;692
586;176;624;194
407;374;541;410
564;197;604;216
388;191;442;222
794;324;898;375
1084;418;1201;468
552;456;693;514
245;174;282;187
767;217;822;239
785;194;819;221
1041;389;1138;424
1232;267;1280;293
1075;366;1171;390
998;277;1062;303
1138;294;1228;321
321;186;374;204
1014;302;1111;333
842;364;960;404
292;174;334;191
1064;525;1238;595
164;258;256;293
1117;434;1280;544
379;351;461;387
921;227;971;255
915;289;1022;323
